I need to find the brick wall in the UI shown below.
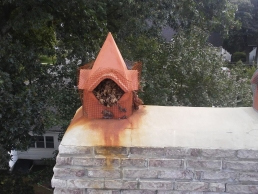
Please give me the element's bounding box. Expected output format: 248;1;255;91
52;145;258;194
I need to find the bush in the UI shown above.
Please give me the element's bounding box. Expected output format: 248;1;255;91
39;55;56;64
0;172;34;194
232;52;246;62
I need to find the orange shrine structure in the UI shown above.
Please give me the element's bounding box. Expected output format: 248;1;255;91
78;33;142;119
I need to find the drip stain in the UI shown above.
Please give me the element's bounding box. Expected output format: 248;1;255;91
66;106;146;169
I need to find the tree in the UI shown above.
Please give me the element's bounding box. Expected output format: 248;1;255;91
117;0;250;107
0;172;34;194
134;28;252;107
223;0;258;62
0;0;109;167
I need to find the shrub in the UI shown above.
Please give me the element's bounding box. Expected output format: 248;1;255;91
232;52;246;62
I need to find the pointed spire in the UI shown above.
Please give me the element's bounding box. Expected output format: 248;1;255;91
78;32;139;92
92;32;127;73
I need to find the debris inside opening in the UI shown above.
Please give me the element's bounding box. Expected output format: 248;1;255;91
93;79;125;107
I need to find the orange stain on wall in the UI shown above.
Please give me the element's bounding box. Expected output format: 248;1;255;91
66;106;146;147
65;106;146;169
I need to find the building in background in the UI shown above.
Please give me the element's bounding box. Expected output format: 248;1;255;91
9;128;60;171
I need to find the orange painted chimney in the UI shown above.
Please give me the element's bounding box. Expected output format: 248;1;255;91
78;33;140;119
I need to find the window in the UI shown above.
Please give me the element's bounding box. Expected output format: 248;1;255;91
36;136;45;148
45;136;54;148
30;136;54;148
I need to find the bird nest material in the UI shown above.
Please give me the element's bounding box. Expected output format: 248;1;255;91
93;79;125;107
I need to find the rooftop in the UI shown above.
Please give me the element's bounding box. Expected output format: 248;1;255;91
61;105;258;150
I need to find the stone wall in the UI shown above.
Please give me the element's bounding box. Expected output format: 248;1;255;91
52;145;258;194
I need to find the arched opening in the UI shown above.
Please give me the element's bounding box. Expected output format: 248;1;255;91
93;79;125;107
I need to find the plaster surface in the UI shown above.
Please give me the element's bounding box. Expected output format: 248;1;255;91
61;105;258;150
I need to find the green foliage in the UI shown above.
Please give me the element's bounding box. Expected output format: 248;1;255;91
0;0;108;157
0;172;34;194
39;55;56;64
232;52;247;62
229;62;256;81
0;146;10;170
28;157;56;189
165;0;239;35
114;0;244;107
229;65;254;106
245;65;257;78
137;28;252;107
0;0;61;155
223;0;258;55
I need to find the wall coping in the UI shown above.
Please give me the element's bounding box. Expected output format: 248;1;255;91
61;105;258;150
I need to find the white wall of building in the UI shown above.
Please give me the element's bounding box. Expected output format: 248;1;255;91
17;132;60;160
9;131;60;169
221;47;232;62
9;150;18;170
249;47;257;65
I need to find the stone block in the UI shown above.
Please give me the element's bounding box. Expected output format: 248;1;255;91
59;145;93;155
95;147;129;156
158;169;194;180
158;192;203;194
56;156;72;166
239;172;258;182
105;180;138;189
237;150;258;159
67;179;104;189
121;190;156;194
164;147;190;158
226;184;258;193
130;147;165;157
88;169;121;178
123;169;159;178
87;189;120;194
72;157;120;168
202;171;236;181
140;181;173;190
54;167;86;178
73;157;106;167
187;160;221;170
189;149;202;157
149;159;183;168
121;158;147;168
54;188;85;194
209;183;225;192
223;160;258;172
201;149;236;159
175;182;209;192
52;178;67;188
